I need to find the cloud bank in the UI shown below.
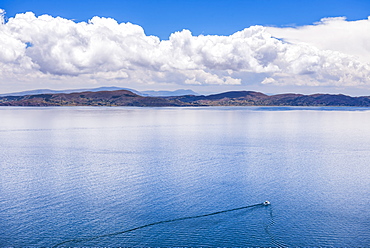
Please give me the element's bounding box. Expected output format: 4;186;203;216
1;10;370;93
267;17;370;64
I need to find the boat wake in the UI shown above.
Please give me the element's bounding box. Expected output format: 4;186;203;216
264;205;287;248
52;201;269;247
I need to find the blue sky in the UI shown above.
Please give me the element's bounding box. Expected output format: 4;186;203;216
1;0;370;95
3;0;370;39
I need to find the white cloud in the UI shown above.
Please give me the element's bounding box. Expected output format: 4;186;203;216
261;77;276;84
267;16;370;64
0;10;370;93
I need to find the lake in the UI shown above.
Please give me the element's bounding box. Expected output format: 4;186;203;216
0;106;369;247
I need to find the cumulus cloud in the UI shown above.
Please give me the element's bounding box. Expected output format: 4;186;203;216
1;10;370;92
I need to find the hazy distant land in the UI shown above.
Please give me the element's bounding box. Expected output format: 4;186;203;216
1;88;370;107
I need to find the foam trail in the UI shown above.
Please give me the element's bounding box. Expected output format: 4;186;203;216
52;202;265;247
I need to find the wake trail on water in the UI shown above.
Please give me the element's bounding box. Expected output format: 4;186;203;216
52;202;266;247
264;206;287;248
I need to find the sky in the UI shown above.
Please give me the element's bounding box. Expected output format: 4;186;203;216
1;0;370;95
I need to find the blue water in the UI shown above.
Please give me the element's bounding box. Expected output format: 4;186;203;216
0;106;369;247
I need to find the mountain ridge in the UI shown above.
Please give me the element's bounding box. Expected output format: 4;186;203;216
0;87;199;97
1;89;370;107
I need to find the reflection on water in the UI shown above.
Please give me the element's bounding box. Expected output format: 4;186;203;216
0;107;369;247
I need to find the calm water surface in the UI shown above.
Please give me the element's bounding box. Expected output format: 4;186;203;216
0;107;369;247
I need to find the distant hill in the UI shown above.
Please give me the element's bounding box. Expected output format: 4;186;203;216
0;90;188;106
1;89;370;107
168;91;370;107
0;87;199;97
141;89;199;96
0;87;142;97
